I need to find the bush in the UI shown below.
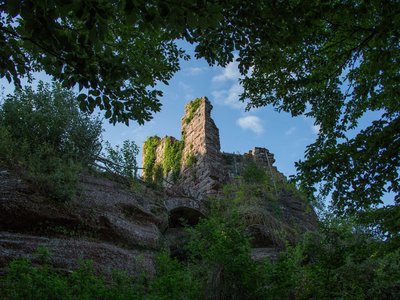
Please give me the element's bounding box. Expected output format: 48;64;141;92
148;252;200;300
28;144;82;201
0;258;145;300
2;216;399;299
0;82;102;201
261;218;400;299
242;162;267;184
185;205;267;299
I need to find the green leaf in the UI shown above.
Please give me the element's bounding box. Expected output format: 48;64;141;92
77;93;87;102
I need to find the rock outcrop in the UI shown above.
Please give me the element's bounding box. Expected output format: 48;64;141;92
0;167;164;277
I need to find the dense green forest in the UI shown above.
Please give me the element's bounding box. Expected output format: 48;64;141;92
1;0;399;298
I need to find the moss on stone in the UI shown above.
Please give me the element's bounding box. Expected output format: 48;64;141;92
143;135;185;185
143;136;160;184
162;137;184;182
184;98;202;124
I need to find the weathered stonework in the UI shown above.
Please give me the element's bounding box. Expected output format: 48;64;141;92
178;97;226;198
222;147;287;184
142;97;317;259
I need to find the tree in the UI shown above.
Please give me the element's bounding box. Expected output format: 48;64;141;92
233;1;400;217
1;1;399;219
193;0;400;219
103;140;139;179
0;81;103;201
0;81;102;162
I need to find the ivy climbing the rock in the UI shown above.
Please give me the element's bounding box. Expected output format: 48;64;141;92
162;137;184;182
143;136;160;184
184;98;202;124
143;135;185;185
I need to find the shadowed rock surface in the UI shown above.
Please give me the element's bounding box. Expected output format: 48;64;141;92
0;232;156;277
0;167;165;277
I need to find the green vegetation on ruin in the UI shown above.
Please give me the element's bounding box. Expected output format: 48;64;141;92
184;98;202;125
142;136;161;184
143;136;185;185
162;137;184;182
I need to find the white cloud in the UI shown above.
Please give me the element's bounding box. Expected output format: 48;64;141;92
186;67;206;75
311;124;321;134
178;81;195;101
212;60;241;83
210;59;250;110
285;126;296;136
237;115;264;134
178;81;191;91
212;82;246;110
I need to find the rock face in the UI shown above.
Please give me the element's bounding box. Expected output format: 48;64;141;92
0;167;164;277
0;232;156;277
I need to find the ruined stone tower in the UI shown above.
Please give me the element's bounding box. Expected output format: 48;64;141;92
142;96;285;199
178;97;225;198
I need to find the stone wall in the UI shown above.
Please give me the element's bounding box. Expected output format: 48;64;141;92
222;147;286;183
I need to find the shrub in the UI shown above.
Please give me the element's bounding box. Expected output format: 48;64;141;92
0;258;145;300
0;82;102;201
242;162;267;184
0;82;102;162
28;144;81;202
148;252;201;300
260;218;400;299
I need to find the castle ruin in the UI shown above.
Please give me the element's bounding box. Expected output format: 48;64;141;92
142;97;286;199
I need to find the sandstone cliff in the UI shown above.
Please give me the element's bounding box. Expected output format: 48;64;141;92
0;167;164;277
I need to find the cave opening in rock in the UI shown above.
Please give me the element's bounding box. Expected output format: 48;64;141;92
168;207;205;228
247;226;276;248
